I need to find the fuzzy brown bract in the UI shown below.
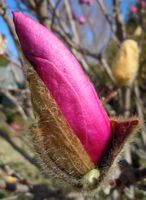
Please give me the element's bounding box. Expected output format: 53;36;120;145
26;62;95;185
24;60;140;192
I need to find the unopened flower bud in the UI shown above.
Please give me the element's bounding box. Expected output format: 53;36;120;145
77;16;87;25
13;12;140;190
140;0;146;8
79;0;93;6
112;40;139;86
130;6;138;15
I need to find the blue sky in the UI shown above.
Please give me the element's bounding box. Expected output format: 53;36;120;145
0;0;137;60
0;0;18;58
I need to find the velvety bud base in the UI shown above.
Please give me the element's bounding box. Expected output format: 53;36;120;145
27;60;140;190
98;117;140;188
26;61;94;181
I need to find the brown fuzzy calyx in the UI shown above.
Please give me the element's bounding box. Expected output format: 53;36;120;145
24;59;140;191
98;117;140;186
26;64;94;180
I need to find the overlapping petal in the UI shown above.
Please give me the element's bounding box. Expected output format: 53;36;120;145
13;12;111;164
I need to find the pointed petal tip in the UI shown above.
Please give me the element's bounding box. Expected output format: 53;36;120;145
13;12;29;27
12;11;21;21
13;11;23;28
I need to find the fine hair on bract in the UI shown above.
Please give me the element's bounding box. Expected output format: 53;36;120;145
23;57;140;193
99;116;141;188
24;58;95;188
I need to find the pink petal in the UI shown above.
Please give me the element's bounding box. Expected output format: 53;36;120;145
130;6;138;15
13;12;111;164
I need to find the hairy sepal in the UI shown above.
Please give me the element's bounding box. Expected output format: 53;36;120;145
98;117;140;187
26;62;94;182
25;60;140;191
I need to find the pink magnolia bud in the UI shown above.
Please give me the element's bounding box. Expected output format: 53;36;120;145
77;16;87;25
72;12;87;25
13;12;111;164
79;0;86;4
86;0;93;6
72;12;78;20
130;6;138;15
11;123;22;132
140;0;146;8
79;0;93;6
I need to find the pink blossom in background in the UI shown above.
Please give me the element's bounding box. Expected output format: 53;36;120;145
13;12;111;164
72;12;86;25
79;0;85;4
72;12;78;20
130;5;138;15
140;0;146;8
11;123;22;132
86;0;93;6
77;16;87;25
79;0;93;6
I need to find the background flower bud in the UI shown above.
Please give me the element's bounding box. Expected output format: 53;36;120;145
79;0;86;4
112;40;139;86
86;0;93;6
13;12;111;164
72;11;78;20
79;0;93;6
140;0;146;8
130;6;138;15
77;16;87;25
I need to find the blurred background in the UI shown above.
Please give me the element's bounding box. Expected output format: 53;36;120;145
0;0;146;199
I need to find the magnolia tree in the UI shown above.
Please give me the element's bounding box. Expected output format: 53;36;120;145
0;0;146;200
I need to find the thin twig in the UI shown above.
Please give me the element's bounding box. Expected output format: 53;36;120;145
0;1;19;48
124;86;132;164
134;80;146;145
0;90;28;121
112;0;126;41
64;0;89;71
50;0;61;29
113;160;146;190
96;0;120;44
34;0;51;29
98;55;116;84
